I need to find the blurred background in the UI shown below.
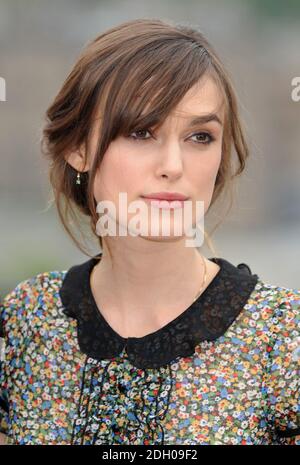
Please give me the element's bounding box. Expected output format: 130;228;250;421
0;0;299;297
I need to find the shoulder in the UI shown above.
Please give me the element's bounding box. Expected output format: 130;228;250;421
247;278;300;316
251;280;300;361
242;278;300;349
0;270;68;338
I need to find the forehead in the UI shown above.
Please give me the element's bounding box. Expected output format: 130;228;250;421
135;74;225;131
168;75;225;123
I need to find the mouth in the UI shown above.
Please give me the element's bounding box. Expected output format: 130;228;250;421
140;197;189;209
141;192;189;201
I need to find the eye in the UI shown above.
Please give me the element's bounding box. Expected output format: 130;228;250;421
127;129;215;144
127;129;152;141
189;132;215;145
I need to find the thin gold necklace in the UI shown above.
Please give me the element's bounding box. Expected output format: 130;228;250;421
192;253;207;302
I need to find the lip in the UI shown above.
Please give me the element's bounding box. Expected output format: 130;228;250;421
141;192;189;201
142;198;187;209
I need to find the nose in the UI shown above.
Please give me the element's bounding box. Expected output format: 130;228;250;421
154;139;184;179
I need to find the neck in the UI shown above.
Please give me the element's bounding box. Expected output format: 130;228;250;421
91;235;212;321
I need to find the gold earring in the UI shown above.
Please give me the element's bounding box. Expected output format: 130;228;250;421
76;172;81;185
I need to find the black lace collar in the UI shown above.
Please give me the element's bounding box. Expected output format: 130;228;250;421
59;254;259;369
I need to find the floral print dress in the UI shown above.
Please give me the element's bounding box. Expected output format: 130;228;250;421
0;254;299;445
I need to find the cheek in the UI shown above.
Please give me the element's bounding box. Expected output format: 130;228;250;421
191;149;221;187
93;147;142;202
189;149;222;214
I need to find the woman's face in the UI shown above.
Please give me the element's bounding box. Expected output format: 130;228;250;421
91;75;225;242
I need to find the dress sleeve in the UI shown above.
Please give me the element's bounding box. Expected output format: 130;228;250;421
264;288;300;445
0;304;10;435
0;278;36;438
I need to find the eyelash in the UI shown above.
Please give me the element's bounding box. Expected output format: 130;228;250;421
127;129;215;145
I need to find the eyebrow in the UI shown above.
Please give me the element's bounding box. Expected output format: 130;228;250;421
186;112;223;127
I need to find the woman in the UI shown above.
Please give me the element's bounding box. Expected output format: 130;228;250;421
0;18;299;445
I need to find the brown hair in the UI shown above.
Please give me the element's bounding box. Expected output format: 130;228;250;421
41;18;250;259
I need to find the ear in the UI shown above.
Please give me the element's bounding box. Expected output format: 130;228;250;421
64;147;90;172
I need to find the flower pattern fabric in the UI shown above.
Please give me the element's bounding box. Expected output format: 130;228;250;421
0;255;299;445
